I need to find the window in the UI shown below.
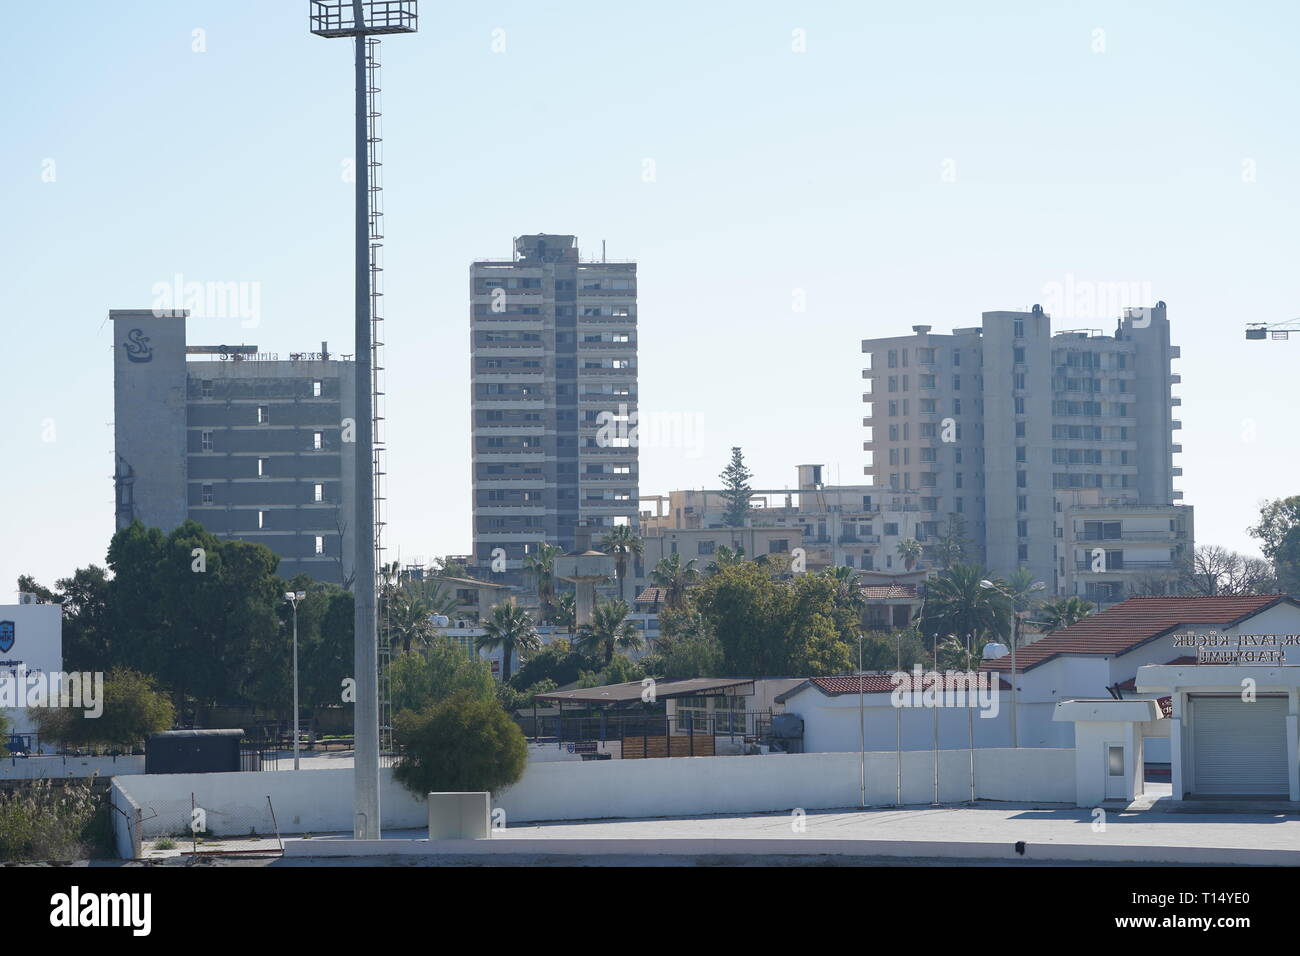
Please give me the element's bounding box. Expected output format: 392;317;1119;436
201;430;213;452
952;350;961;366
200;380;213;398
258;511;266;530
769;539;789;554
888;376;898;393
312;380;323;398
201;484;213;505
1013;346;1026;364
1108;746;1124;776
1017;520;1028;538
1013;319;1025;338
953;398;962;415
1016;446;1026;463
1017;495;1028;512
1014;373;1026;390
920;448;936;463
920;374;936;389
1014;397;1026;415
257;458;269;477
1016;471;1027;488
256;405;269;424
952;375;961;390
313;431;323;450
1015;421;1025;438
1018;544;1029;561
315;536;325;555
314;483;324;503
698;540;716;555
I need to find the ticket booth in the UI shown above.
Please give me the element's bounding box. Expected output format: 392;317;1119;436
1053;698;1166;807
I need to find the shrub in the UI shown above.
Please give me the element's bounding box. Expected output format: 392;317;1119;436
393;690;527;797
0;779;111;862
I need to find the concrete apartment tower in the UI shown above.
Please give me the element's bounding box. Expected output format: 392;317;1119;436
470;235;639;575
861;302;1190;605
111;310;358;585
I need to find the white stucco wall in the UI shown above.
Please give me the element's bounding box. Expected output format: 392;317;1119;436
110;749;1076;852
0;754;144;780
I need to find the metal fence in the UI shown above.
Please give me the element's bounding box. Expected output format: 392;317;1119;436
186;792;282;858
520;710;776;757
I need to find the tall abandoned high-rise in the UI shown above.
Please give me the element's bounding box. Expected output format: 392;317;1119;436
862;302;1192;604
111;309;358;585
470;235;639;574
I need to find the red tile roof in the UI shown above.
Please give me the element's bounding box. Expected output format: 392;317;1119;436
981;595;1293;673
634;586;669;605
780;672;1011;699
861;584;919;601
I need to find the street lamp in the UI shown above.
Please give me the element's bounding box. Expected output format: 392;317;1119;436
284;590;307;770
980;578;1044;748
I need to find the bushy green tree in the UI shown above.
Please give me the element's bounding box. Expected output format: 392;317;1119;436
390;636;496;714
35;668;174;751
393;690;528;797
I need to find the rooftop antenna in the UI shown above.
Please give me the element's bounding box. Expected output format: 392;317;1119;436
310;0;418;842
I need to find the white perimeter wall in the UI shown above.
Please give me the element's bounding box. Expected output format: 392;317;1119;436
0;754;144;780
111;749;1074;852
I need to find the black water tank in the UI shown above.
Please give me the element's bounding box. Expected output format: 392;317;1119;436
145;729;244;774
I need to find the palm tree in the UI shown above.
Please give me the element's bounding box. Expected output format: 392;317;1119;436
1004;567;1046;617
897;538;923;571
600;525;643;601
919;563;1011;649
705;544;746;576
522;542;562;624
823;565;865;613
651;553;700;611
578;599;643;665
553;591;577;637
388;590;435;655
475;601;541;683
1035;596;1094;633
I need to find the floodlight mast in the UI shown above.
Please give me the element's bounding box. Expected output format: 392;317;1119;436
310;0;418;841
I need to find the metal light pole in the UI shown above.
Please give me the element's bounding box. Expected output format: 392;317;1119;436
284;590;306;770
981;578;1044;750
310;0;419;840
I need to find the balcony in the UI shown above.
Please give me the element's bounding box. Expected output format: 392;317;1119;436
1074;559;1176;571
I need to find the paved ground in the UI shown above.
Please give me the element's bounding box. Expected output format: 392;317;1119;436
505;803;1297;848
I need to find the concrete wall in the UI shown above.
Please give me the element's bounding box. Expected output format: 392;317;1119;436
495;748;1076;822
110;749;1075;852
0;754;144;780
115;767;427;839
109;778;144;861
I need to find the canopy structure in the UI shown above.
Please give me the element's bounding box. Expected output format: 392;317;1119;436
534;678;755;709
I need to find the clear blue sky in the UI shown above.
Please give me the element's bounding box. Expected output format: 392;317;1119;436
3;0;1297;593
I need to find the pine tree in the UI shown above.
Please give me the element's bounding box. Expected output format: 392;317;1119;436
719;447;753;528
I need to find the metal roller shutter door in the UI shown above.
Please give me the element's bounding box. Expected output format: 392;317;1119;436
1191;696;1289;796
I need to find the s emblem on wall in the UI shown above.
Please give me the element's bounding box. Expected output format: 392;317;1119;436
0;621;14;654
123;328;154;363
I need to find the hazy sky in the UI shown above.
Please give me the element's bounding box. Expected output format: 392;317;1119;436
3;0;1297;595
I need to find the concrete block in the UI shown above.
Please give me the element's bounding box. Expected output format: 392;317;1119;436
428;792;491;840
